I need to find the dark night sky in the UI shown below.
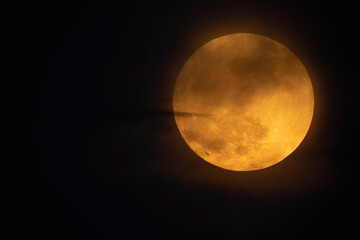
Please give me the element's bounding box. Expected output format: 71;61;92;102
16;0;356;239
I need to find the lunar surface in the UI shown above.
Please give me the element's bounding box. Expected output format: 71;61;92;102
173;33;314;171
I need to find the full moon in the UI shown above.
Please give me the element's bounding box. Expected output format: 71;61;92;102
173;33;314;171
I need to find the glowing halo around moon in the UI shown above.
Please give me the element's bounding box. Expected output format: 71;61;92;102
173;33;314;171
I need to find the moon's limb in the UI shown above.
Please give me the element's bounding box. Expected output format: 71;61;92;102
173;33;314;171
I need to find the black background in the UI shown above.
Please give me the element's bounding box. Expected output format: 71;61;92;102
17;0;356;239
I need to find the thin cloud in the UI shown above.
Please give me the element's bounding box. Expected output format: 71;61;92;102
65;109;212;122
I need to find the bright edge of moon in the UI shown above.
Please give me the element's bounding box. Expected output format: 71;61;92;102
173;33;314;171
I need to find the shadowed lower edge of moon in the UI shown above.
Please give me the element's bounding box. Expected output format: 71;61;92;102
174;94;313;171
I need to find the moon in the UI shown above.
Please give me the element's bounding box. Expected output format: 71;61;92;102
173;33;314;171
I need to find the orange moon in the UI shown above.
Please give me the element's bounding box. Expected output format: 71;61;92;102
173;33;314;171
